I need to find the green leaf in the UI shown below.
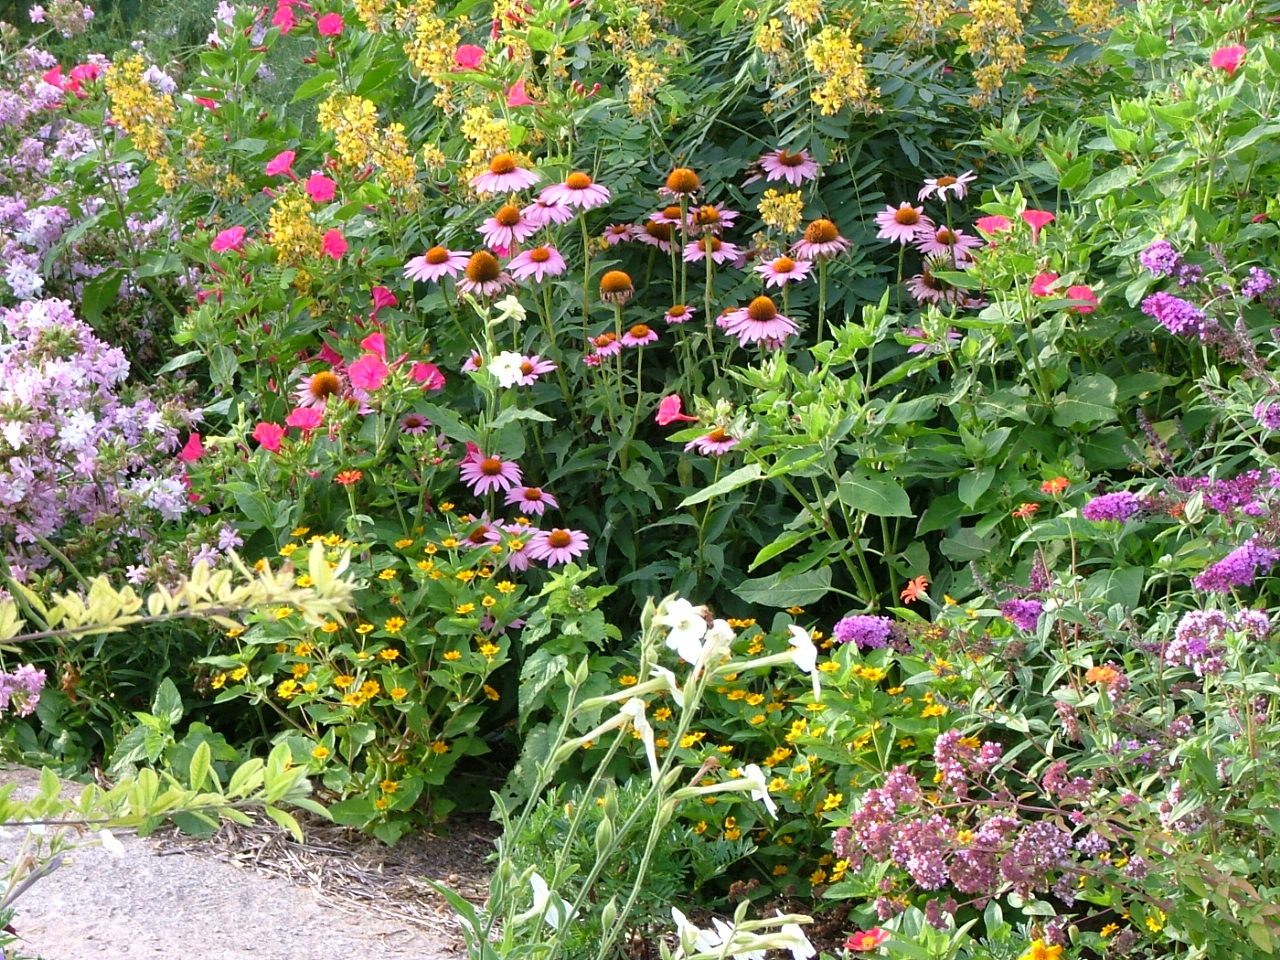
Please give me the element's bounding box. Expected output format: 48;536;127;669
731;567;832;607
958;466;995;508
264;805;305;842
678;463;763;507
749;530;811;572
154;350;205;375
837;470;913;517
291;71;336;103
81;270;123;324
1052;374;1117;427
527;25;557;51
490;406;554;429
153;677;184;726
1076;165;1137;200
1249;920;1274;954
188;740;211;792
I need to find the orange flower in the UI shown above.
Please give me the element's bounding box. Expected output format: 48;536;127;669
1040;477;1069;495
1085;664;1120;685
900;575;929;603
335;469;363;486
1012;502;1040;518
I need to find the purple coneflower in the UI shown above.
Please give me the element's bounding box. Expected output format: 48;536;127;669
293;369;344;408
508;245;567;282
521;196;575;228
759;147;820;186
637;219;674;253
527;527;589;566
463;518;503;549
685;427;739;457
903;327;961;354
875;202;933;245
907;256;965;306
404;245;470;282
590;332;622;357
462;351;484;373
540;171;611;209
792;218;852;260
400;412;431;434
602;223;639;245
915;226;982;261
505;485;559;516
621;323;659;347
470;153;539;193
917;170;975;202
755;254;813;287
665;304;695;325
690;203;739;235
457;251;513;298
460;451;523;495
660;167;701;199
650;204;689;227
513;354;556;385
719;296;798;347
684;236;740;264
479;204;539;250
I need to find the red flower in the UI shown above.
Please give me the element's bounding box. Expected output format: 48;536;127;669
348;353;389;391
316;12;343;35
656;394;698;425
178;432;205;462
265;149;296;178
410;361;446;391
1210;44;1246;77
1065;284;1098;314
306;172;336;202
1020;210;1054;244
360;332;386;359
1041;477;1070;495
335;470;363;486
900;575;929;604
253;422;286;452
211;226;246;253
1012;502;1040;519
844;927;890;951
974;215;1011;238
1030;271;1058;297
453;44;485;69
321;228;347;260
505;79;537;108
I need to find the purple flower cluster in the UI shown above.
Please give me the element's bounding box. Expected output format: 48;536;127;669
832;614;893;649
1192;537;1279;593
1081;491;1142;522
0;663;46;716
1168;608;1271;675
1000;597;1042;632
1171;469;1274;517
1139;240;1182;277
1242;266;1276;301
1141;291;1213;339
1254;401;1280;431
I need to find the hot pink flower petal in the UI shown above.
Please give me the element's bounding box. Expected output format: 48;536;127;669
656;395;698;425
1020;210;1055;243
410;361;446;390
370;286;397;312
974;215;1011;238
253;422;286;452
321;228;347;260
505;78;536;108
316;12;343;35
1210;44;1246;77
265;149;296;178
360;332;386;359
306;172;336;202
1066;284;1098;313
179;432;205;462
1030;271;1059;297
286;406;324;432
272;0;295;32
348;353;389;390
211;226;245;253
195;96;219;110
454;44;485;69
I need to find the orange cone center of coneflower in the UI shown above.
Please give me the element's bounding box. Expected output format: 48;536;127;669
479;457;503;475
547;530;572;548
894;207;921;225
670;304;688;316
593;332;617;347
746;296;779;323
309;370;341;399
607;225;630;236
645;220;673;242
699;237;723;253
778;150;805;167
665;167;700;194
529;246;551;263
773;256;796;273
468;526;492;544
935;228;957;244
707;428;732;443
403;414;427;428
600;270;634;295
805;219;839;243
694;205;720;227
921;269;946;291
565;172;593;189
525;488;543;500
520;360;534;374
425;245;450;264
662;205;682;220
629;324;652;339
489;153;517;175
935;175;957;187
466;251;501;282
495;204;522;227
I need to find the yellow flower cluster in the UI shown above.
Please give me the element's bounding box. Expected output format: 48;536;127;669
400;1;461;81
375;122;420;197
758;189;805;235
353;0;386;31
785;0;823;27
267;186;323;265
960;0;1030;101
624;52;666;118
318;93;379;169
104;55;175;161
894;0;955;46
1065;0;1119;33
803;26;880;116
755;17;786;57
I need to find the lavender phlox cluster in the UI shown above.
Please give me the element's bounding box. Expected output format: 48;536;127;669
1242;266;1276;301
1081;490;1143;522
1171;471;1267;518
1000;597;1042;632
1254;400;1280;431
1168;608;1268;675
1192;537;1279;593
1041;760;1093;802
0;663;45;716
999;820;1074;897
1141;291;1214;339
832;614;892;649
1139;240;1182;277
890;815;954;889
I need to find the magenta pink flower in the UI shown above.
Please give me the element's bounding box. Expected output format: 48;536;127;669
265;149;297;178
1066;284;1098;313
874;202;933;245
718;296;798;347
684;427;739;457
683;236;741;264
211;226;245;253
178;432;205;462
664;304;695;325
918;170;975;202
321;228;347;260
527;527;589;566
522;197;575;227
453;44;485;69
405;245;470;282
915;226;982;262
505;79;537;107
540;172;611;210
1210;44;1246;77
286;406;323;433
758;147;820;186
460;451;523;495
1030;271;1059;296
479;204;538;250
755;255;813;287
348;353;389;390
974;215;1012;238
511;355;555;385
1021;209;1055;243
272;0;295;32
621;323;659;347
509;245;567;282
656;395;698;426
253;421;286;452
369;286;397;318
470;153;539;194
306;173;336;202
410;361;446;390
602;223;639;245
360;332;386;359
316;12;343;35
505;485;559;516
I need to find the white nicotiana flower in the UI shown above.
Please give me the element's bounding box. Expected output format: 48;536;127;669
672;907;719;957
654;597;709;665
488;350;525;389
98;829;125;856
516;871;575;930
493;294;527;324
618;697;659;784
775;918;817;960
741;763;778;819
708;919;765;960
786;624;820;701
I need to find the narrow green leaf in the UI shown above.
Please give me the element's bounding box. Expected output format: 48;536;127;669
678;463;763;507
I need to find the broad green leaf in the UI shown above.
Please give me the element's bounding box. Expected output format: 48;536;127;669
678;463;763;507
749;530;811;572
152;677;184;726
1052;374;1118;427
731;567;832;607
188;740;211;792
837;470;913;517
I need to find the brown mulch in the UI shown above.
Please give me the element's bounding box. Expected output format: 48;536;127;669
153;810;497;937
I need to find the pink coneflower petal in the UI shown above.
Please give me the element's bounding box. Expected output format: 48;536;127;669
470;153;539;194
522;196;576;227
514;354;556;385
459;451;523;495
504;485;559;516
719;296;798;348
874;202;933;245
602;223;639;245
540;172;611;210
684;427;739;457
508;245;567;282
479;203;539;249
526;527;589;566
758;147;820;186
792;218;852;260
755;255;813;287
405;246;471;282
683;236;740;264
637;219;674;253
690;203;740;235
293;369;345;408
917;170;976;202
589;332;622;357
664;304;696;325
621;323;659;347
400;412;432;434
915;226;982;261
